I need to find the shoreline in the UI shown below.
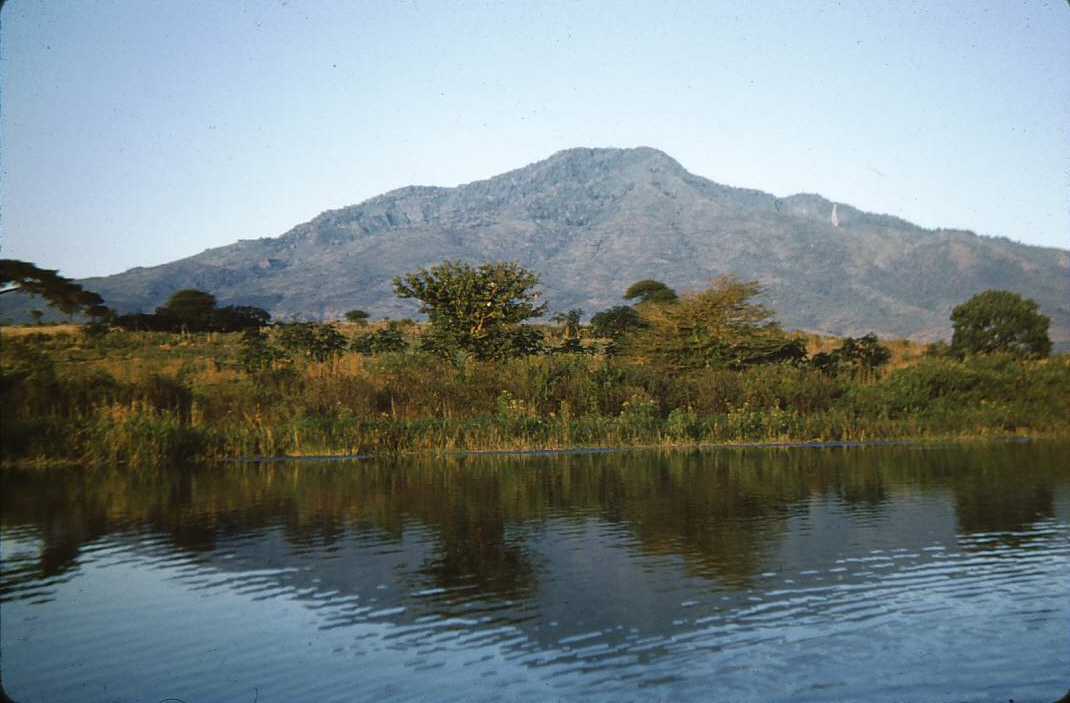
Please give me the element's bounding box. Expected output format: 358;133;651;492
3;433;1057;471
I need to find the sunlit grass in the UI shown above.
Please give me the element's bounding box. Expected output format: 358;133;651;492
2;326;1067;467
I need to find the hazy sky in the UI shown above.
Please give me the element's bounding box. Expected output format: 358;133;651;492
2;0;1067;279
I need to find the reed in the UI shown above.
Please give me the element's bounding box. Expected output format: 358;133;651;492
2;327;1068;467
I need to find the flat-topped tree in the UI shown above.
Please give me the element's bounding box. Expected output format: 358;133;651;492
624;279;678;305
0;259;109;319
156;289;217;329
393;261;546;360
344;309;370;325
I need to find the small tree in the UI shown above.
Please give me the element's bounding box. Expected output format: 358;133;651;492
811;334;891;375
550;309;584;353
238;328;290;373
352;326;409;355
590;305;645;339
393;261;546;360
950;290;1051;358
276;322;348;362
551;309;583;338
624;276;800;371
344;309;370;325
156;289;217;331
623;279;678;305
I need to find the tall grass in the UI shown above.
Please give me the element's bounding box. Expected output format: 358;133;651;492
2;327;1068;466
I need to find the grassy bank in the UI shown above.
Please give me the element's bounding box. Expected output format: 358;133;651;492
2;325;1069;467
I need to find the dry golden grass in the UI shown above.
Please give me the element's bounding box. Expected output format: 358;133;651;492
798;332;927;369
0;324;82;337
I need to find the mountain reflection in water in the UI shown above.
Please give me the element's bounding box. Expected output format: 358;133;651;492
2;443;1068;702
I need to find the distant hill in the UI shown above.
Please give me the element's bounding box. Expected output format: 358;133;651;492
4;146;1068;343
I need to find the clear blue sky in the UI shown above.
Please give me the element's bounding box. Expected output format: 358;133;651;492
2;0;1067;279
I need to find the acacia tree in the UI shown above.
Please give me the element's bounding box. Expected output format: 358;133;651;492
344;309;370;325
0;259;109;318
623;279;678;305
393;261;546;360
623;276;803;371
156;289;217;330
950;290;1051;358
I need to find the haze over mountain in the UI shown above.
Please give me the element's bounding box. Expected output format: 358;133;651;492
5;147;1069;342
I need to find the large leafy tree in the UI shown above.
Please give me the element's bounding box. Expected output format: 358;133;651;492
950;290;1051;358
393;261;546;360
623;276;803;370
0;259;109;318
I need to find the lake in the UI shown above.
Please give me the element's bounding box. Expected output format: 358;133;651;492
2;442;1067;702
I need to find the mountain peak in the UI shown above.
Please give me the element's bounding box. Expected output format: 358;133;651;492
534;145;685;174
4;147;1066;345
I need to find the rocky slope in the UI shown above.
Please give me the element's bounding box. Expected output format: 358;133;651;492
5;147;1068;342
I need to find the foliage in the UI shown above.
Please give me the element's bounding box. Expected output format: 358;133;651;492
811;334;891;375
1;326;1068;466
590;305;645;339
549;309;584;353
344;309;370;325
950;290;1051;358
217;306;272;331
158;289;218;328
276;322;348;362
623;276;805;371
238;328;290;373
551;309;583;338
623;279;678;305
0;259;109;318
352;326;409;355
115;289;269;333
393;260;546;360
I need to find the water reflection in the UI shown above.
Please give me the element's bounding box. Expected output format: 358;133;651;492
2;442;1068;702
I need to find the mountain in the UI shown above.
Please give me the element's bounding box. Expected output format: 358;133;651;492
4;146;1069;343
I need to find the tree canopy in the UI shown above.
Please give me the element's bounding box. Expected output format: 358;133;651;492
344;309;370;324
393;261;546;359
115;289;269;332
590;305;645;339
623;279;678;305
950;290;1051;358
810;334;891;375
157;289;218;327
0;259;109;318
623;276;803;370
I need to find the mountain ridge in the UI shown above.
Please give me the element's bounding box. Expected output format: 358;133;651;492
4;146;1068;343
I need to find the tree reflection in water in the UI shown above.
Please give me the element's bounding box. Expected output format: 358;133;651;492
3;442;1065;603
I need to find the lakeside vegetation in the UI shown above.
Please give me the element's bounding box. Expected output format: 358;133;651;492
2;321;1067;467
2;258;1066;467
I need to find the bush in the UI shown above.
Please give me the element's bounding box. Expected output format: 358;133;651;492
276;322;348;362
352;327;409;355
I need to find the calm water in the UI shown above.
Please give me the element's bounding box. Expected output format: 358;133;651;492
2;443;1068;702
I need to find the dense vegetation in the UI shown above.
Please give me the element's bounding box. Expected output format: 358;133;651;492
2;261;1064;467
2;324;1066;468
